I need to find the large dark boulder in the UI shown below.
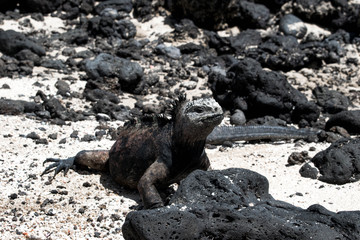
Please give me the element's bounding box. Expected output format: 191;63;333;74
123;168;360;239
18;0;63;13
313;87;349;114
293;0;360;33
0;1;19;12
94;0;133;15
300;138;360;184
325;110;360;134
209;29;346;72
0;99;41;115
279;14;307;39
0;30;46;57
167;0;234;30
84;53;143;93
88;17;136;39
167;0;270;30
210;58;320;125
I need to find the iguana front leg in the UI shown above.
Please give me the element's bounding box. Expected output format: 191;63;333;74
137;160;170;209
42;150;109;178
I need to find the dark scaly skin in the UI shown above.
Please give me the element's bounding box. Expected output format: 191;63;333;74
42;96;223;209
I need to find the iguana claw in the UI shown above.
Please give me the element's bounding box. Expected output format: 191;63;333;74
41;157;75;178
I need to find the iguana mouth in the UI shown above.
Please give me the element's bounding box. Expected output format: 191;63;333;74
201;113;223;123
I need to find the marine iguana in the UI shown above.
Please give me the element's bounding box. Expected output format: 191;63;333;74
42;95;318;209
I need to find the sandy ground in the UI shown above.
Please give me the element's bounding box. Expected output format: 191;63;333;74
1;13;360;240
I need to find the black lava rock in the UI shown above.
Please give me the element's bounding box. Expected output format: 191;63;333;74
133;0;163;22
14;49;41;66
92;99;131;121
210;28;346;72
84;87;120;104
19;0;62;14
210;58;320;124
36;91;83;123
300;138;360;184
279;14;307;39
288;151;311;165
229;29;262;53
0;30;46;57
230;109;246;126
55;80;71;97
325;110;360;134
234;0;270;29
293;0;360;33
0;99;41;115
155;44;181;59
84;53;143;93
41;59;67;70
61;29;89;45
313;86;349;114
299;162;320;179
88;17;136;39
94;0;133;15
168;0;270;30
167;0;233;30
123;168;360;239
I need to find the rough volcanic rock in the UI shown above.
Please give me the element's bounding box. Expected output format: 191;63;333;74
167;0;235;30
88;17;136;39
61;29;89;45
14;49;42;66
325;110;360;134
232;0;270;29
255;33;343;70
94;0;133;15
133;0;164;22
300;138;360;184
155;44;181;59
84;88;120;104
229;29;262;53
123;168;360;239
60;0;95;19
0;30;46;57
19;0;62;14
293;0;360;33
168;0;270;30
84;53;143;92
173;19;201;39
36;91;84;123
210;58;320;125
208;29;344;71
55;80;71;97
313;86;349;114
0;2;18;12
279;14;307;39
0;99;41;115
92;99;131;121
254;0;292;11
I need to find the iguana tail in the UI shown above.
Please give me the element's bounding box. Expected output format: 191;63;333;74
206;125;320;145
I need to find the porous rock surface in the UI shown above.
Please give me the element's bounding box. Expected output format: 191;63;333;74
210;57;320;125
123;168;360;239
0;29;45;57
300;137;360;184
84;53;144;93
325;110;360;134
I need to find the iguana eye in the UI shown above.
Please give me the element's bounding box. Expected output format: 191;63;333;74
193;107;204;113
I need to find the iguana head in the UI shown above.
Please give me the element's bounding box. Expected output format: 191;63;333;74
175;97;224;141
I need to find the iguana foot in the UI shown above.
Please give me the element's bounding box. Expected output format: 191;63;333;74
41;157;75;178
147;202;164;209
